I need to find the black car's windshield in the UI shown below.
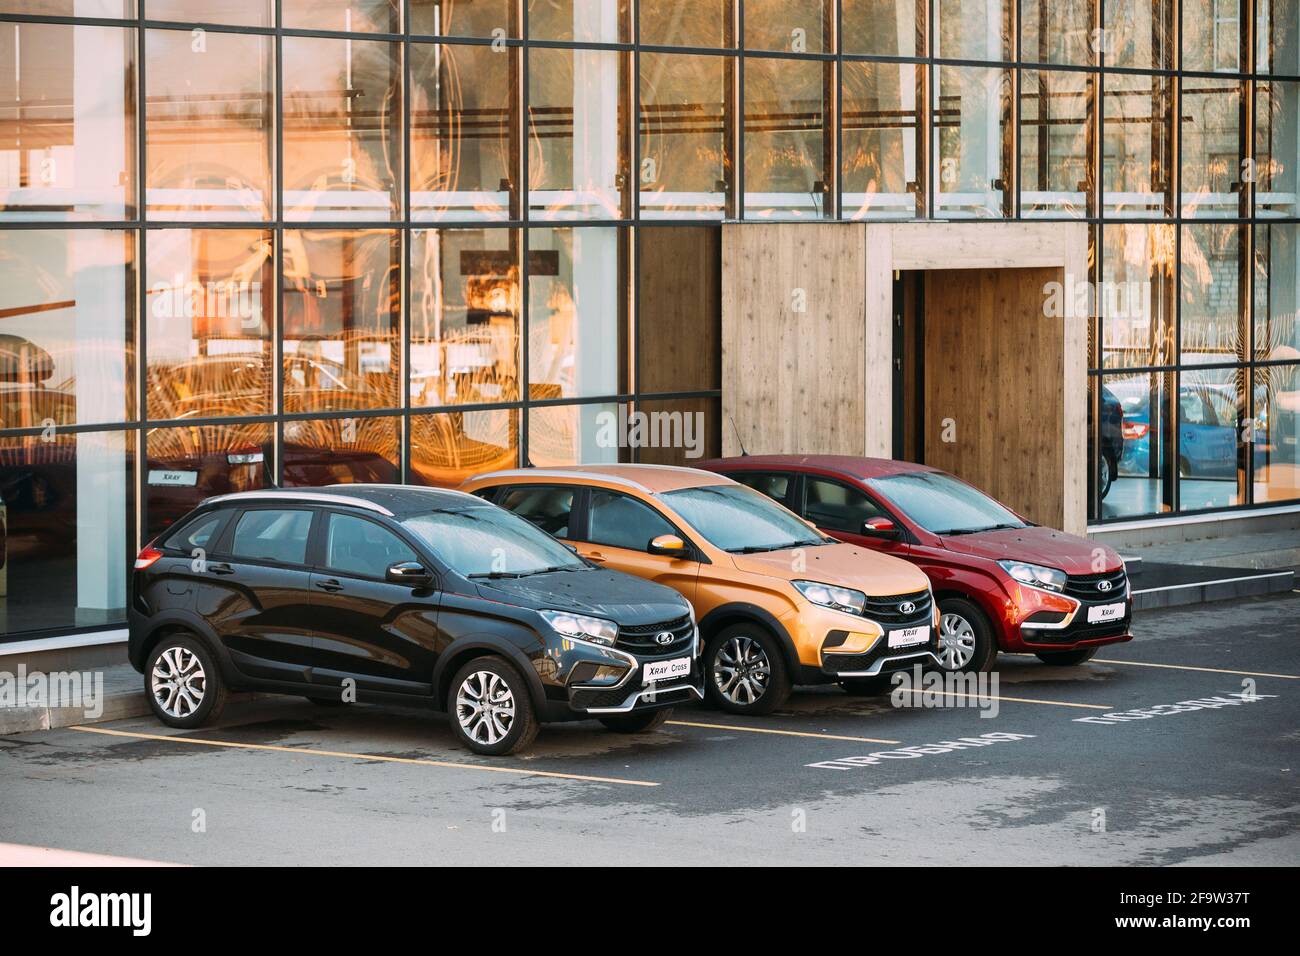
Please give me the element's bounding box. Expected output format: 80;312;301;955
660;484;828;553
868;471;1027;536
401;506;586;577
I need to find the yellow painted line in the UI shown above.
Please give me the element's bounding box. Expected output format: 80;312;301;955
897;689;1113;711
667;719;900;745
67;725;659;788
1095;659;1299;680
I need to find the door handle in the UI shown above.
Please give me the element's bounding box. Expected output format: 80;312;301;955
207;562;235;575
314;578;344;592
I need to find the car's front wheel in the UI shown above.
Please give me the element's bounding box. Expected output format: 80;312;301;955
1035;647;1098;666
704;624;791;715
145;633;227;729
599;708;673;733
447;656;539;756
936;597;997;673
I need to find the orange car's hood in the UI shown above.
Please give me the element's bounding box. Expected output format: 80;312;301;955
729;542;930;596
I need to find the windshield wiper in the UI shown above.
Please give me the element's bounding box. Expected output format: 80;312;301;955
727;539;823;554
943;523;1021;536
467;570;526;579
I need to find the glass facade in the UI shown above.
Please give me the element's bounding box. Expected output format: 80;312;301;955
0;0;1296;640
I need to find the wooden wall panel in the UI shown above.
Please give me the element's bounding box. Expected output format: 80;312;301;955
638;226;721;394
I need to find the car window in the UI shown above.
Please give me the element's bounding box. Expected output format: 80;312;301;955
727;471;792;504
589;490;677;552
162;512;227;553
230;509;313;565
325;513;418;578
496;485;576;538
803;478;886;533
1179;391;1208;425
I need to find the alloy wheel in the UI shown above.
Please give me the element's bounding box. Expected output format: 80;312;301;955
151;646;207;719
937;613;977;670
713;635;771;705
455;671;516;746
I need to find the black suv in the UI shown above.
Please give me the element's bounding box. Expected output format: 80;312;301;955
129;485;703;755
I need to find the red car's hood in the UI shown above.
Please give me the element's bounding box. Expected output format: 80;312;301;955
939;526;1121;574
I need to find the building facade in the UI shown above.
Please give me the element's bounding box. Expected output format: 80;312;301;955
0;0;1296;644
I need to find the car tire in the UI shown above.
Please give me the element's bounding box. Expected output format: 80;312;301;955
1098;454;1115;499
704;623;791;716
599;708;673;733
145;632;227;730
936;597;997;673
838;676;893;696
447;656;539;756
1035;647;1098;666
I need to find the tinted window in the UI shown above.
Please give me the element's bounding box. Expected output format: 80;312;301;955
401;505;586;577
867;472;1026;535
496;485;576;538
163;512;226;552
588;490;676;552
661;484;826;553
230;509;313;564
803;478;886;533
325;513;418;578
728;471;792;504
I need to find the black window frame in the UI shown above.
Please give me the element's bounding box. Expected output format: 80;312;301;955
313;508;428;584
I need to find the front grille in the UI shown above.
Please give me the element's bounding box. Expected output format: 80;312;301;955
822;649;929;676
860;589;933;628
617;614;694;656
1028;620;1130;645
569;680;696;711
1062;567;1128;600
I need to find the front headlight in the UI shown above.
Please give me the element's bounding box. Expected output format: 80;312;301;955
540;609;619;647
793;579;867;615
998;560;1067;593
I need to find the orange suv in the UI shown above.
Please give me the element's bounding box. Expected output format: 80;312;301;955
462;465;939;715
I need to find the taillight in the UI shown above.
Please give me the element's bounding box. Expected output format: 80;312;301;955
1122;421;1149;440
134;546;164;570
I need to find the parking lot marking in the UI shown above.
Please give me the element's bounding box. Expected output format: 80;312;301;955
1094;659;1299;680
667;720;900;744
67;726;659;787
897;689;1113;710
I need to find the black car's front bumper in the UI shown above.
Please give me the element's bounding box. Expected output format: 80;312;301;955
552;615;705;716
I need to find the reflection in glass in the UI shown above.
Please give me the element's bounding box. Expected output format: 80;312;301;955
743;0;826;53
1253;363;1300;503
1103;72;1173;218
0;430;132;635
933;66;1010;219
1183;0;1243;73
1021;0;1093;65
528;0;628;43
145;423;272;540
1099;224;1176;368
1255;80;1299;219
743;57;829;219
410;408;518;486
410;42;516;222
528;48;626;221
282;0;400;34
1020;69;1090;219
639;0;730;48
637;226;720;393
842;0;918;56
146;0;273;27
0;230;133;429
935;0;1008;62
410;228;520;407
1257;0;1300;75
1104;0;1174;69
282;229;400;411
281;415;401;487
633;398;720;465
1254;223;1299;361
842;61;919;220
0;24;135;221
146;229;273;421
1180;223;1245;365
1101;372;1172;518
1178;368;1243;510
409;0;515;37
0;0;131;13
1180;78;1243;219
145;29;273;222
639;53;729;220
282;37;401;222
527;403;623;467
527;227;623;400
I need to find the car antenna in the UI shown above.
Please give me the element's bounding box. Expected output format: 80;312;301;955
728;416;749;457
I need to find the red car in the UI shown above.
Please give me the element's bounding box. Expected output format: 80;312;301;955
699;455;1133;672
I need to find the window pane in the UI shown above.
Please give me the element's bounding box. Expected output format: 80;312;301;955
410;228;520;407
0;229;133;429
326;512;416;576
527;226;623;400
933;65;1010;219
1255;80;1298;220
283;37;401;222
145;29;273;222
842;0;918;57
743;0;826;53
639;0;730;47
410;408;519;486
1103;0;1175;69
528;48;626;221
282;0;399;33
743;57;829;219
1178;368;1244;510
637;226;720;392
1102;72;1173;218
527;403;624;466
146;0;273;27
842;61;920;220
529;0;628;43
145;423;272;539
1099;223;1176;368
495;484;575;536
231;508;313;563
1183;0;1243;73
1181;223;1245;365
282;229;399;412
0;0;132;13
639;53;729;220
805;477;884;532
1254;223;1299;361
145;229;273;420
409;0;516;37
0;24;135;221
410;42;516;222
935;0;1009;62
1180;77;1243;219
0;430;132;636
1254;363;1300;503
1021;0;1093;65
1020;69;1090;219
589;489;675;549
633;396;720;464
1257;0;1300;74
282;415;401;486
1102;372;1173;518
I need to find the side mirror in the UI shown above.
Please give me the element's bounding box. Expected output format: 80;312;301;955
386;561;433;585
862;517;900;539
648;533;690;557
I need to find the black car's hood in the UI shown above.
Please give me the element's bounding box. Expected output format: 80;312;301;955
473;567;688;626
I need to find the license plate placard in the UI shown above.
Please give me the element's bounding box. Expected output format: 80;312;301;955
643;656;691;683
888;625;930;648
147;470;198;487
1087;602;1125;623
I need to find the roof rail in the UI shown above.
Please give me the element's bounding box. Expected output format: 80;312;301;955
469;468;651;494
323;483;480;500
202;490;395;517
